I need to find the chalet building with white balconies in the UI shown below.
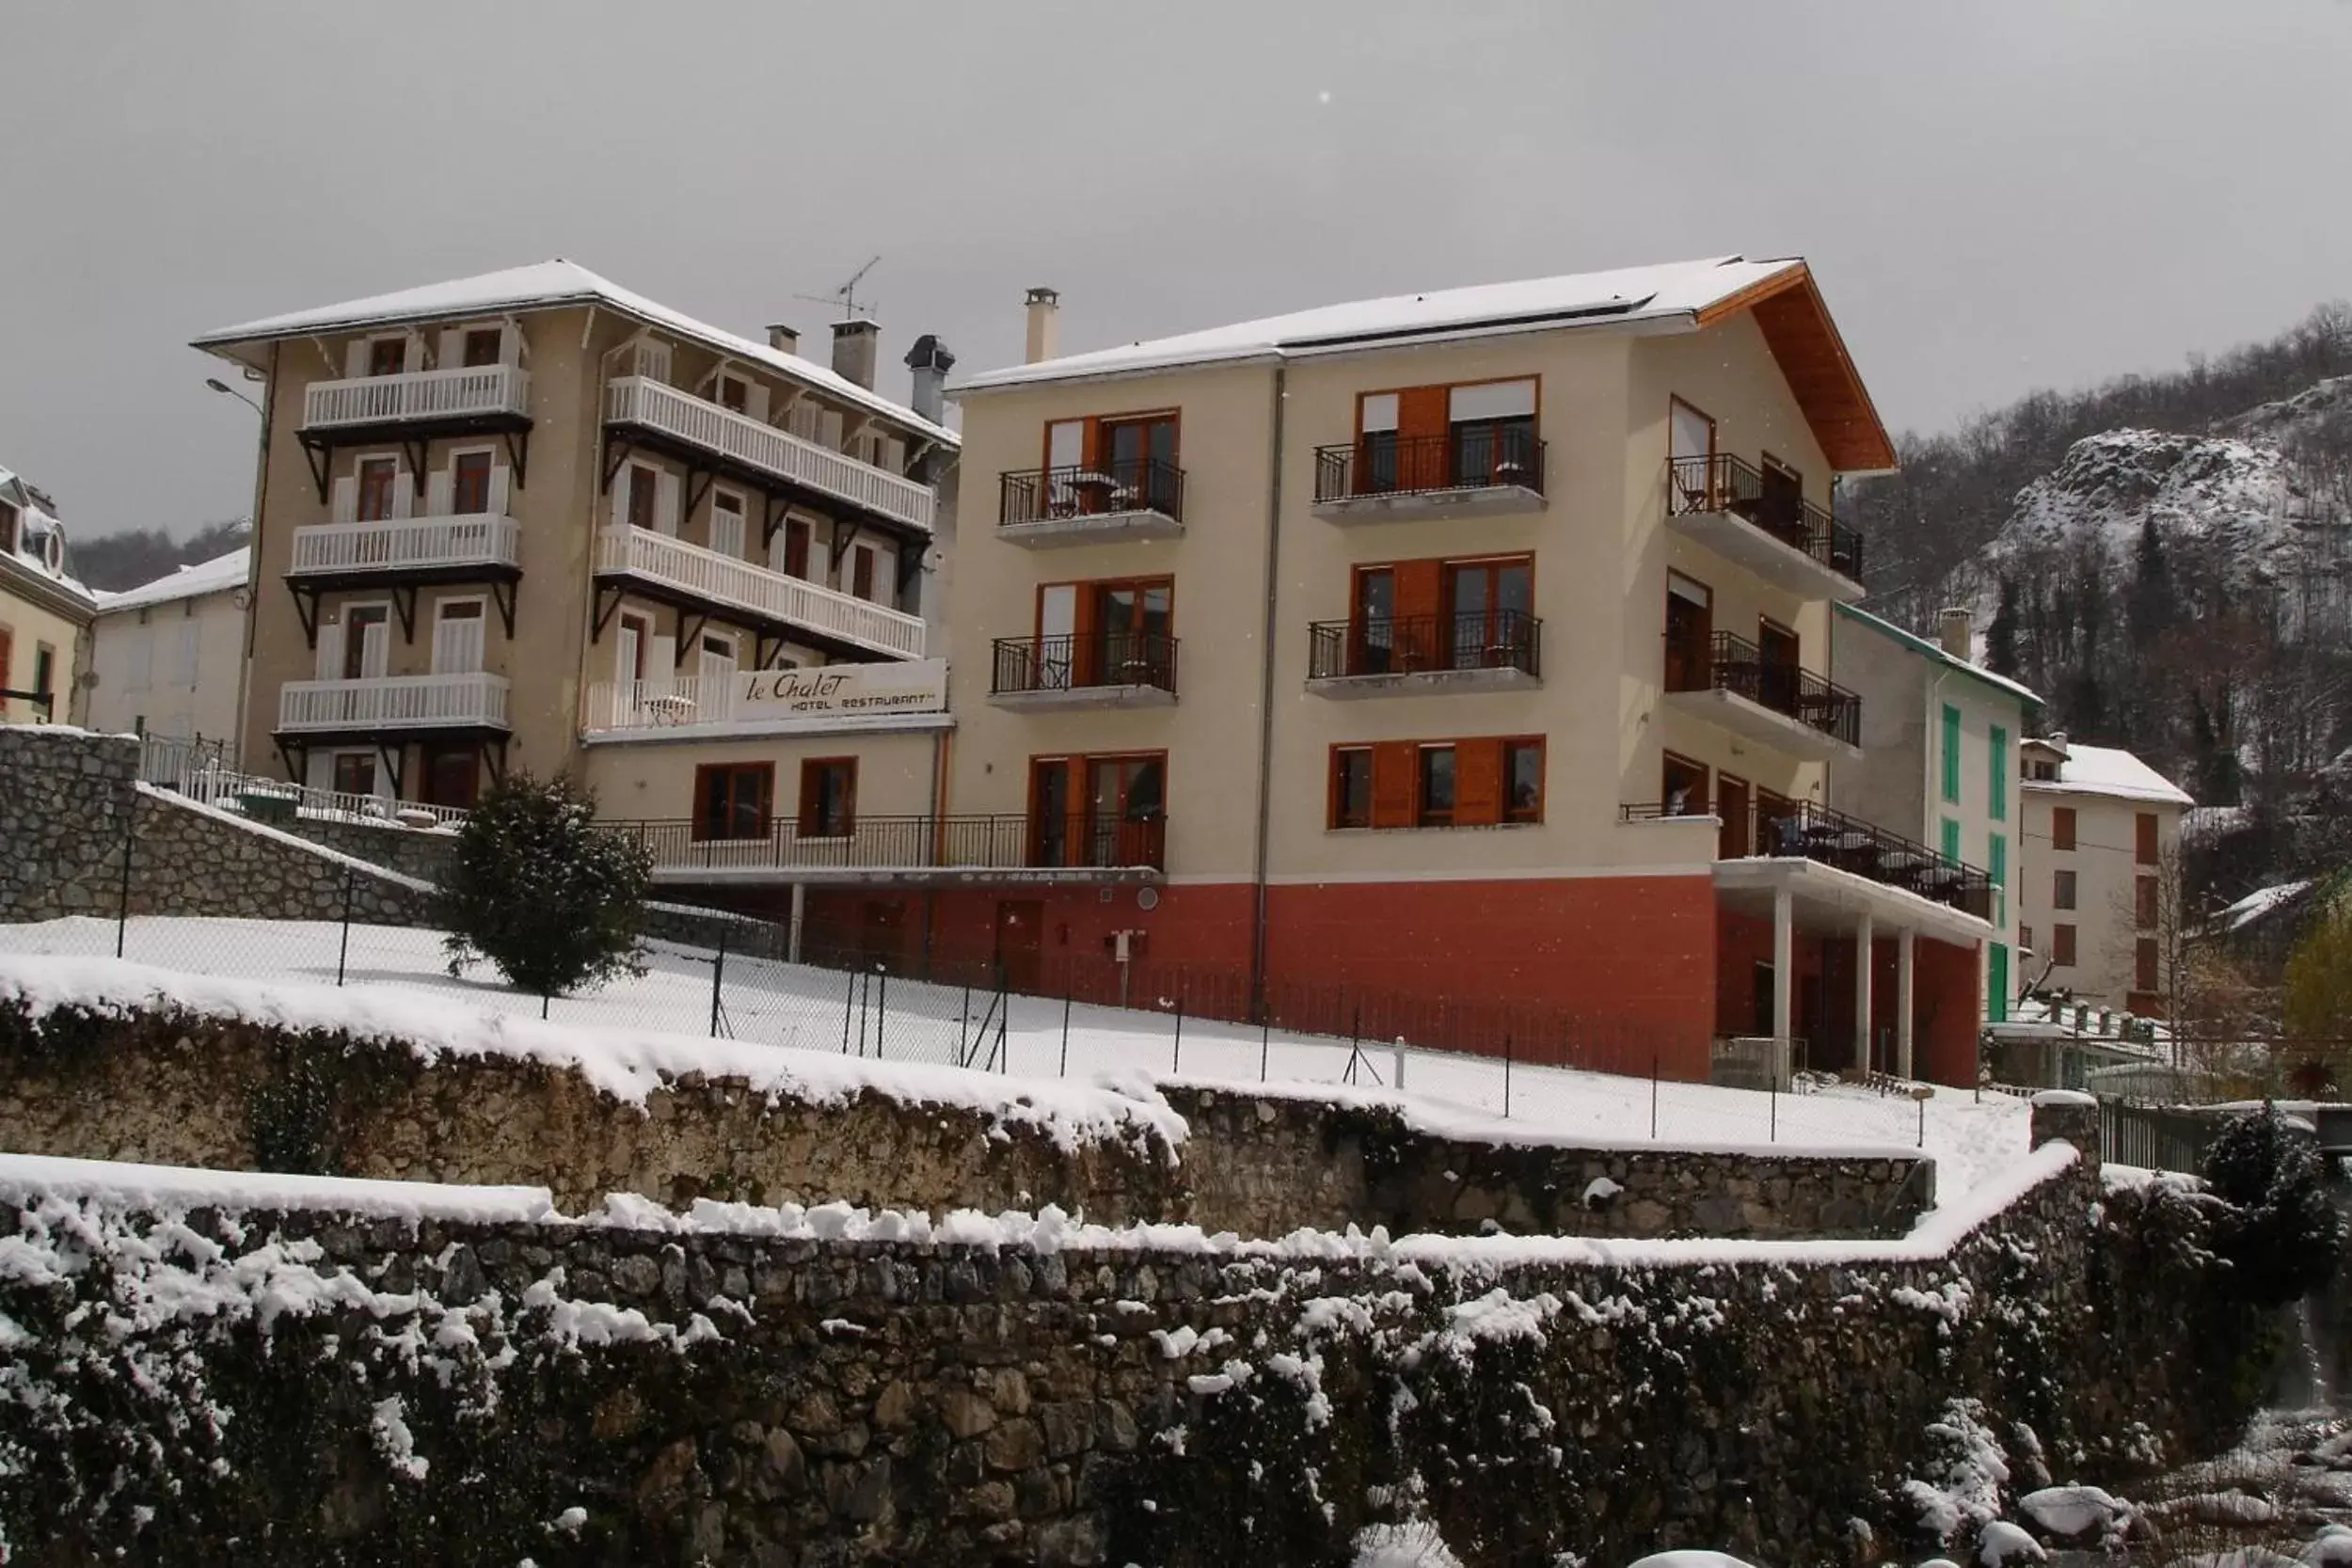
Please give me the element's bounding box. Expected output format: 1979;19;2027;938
925;257;2006;1085
194;262;965;898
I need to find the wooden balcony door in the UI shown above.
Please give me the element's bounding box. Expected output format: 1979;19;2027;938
1665;572;1712;691
1757;619;1801;714
1101;415;1176;511
431;600;485;675
1085;578;1170;688
1088;754;1165;866
1717;773;1752;859
1445;558;1532;669
1350;567;1396;675
1758;454;1804;539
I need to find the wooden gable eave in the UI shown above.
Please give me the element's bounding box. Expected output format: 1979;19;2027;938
1695;263;1899;474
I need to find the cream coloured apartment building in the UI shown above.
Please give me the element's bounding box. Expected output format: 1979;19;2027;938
0;464;94;726
2017;736;2192;1014
933;257;2002;1084
194;261;962;875
86;547;250;741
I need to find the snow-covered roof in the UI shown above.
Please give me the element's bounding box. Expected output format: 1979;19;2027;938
954;254;1803;392
1834;602;2043;708
192;259;957;448
2024;742;2194;806
0;463;95;610
96;546;250;614
2215;879;2314;934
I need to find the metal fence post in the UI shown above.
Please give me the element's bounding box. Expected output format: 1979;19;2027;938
993;986;1009;1073
337;861;354;987
115;789;135;959
1260;1012;1271;1083
1770;1071;1778;1143
1502;1034;1513;1119
1058;990;1073;1079
708;926;727;1038
1918;1093;1927;1149
540;990;551;1021
1171;997;1184;1076
958;980;973;1066
875;968;888;1058
1649;1055;1659;1139
842;969;856;1054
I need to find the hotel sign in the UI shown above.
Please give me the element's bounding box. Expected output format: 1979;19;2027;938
734;658;948;721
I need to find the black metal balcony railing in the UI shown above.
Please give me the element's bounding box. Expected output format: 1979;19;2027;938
1308;609;1542;681
999;457;1185;527
1313;428;1547;504
1668;452;1865;581
1619;798;1994;920
1666;630;1858;747
991;631;1180;697
606;813;1168;874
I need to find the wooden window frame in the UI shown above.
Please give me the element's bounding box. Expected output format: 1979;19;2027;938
460;326;502;369
715;371;752;415
1328;745;1374;831
330;751;377;798
797;756;858;840
2052;805;2076;851
2136;937;2160;992
1415;743;1456;829
340;601;391;681
1661;750;1710;817
626;461;660;532
2054;868;2076;911
1501;736;1545;824
448;445;497;515
366;336;408;377
355;453;401;523
2052;923;2078;968
2136;812;2160;866
2136;875;2161;930
691;762;773;844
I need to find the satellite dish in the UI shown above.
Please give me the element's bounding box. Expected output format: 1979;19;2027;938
1137;886;1160;911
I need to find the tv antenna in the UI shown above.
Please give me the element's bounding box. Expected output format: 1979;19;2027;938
794;255;882;321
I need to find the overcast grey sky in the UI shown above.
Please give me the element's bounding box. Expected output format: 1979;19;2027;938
3;0;2347;537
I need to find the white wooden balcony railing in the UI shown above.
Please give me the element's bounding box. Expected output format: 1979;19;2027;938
302;366;531;431
604;375;935;533
596;526;926;660
289;515;521;578
277;673;510;733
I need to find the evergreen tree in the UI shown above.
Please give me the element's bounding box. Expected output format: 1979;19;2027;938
2128;515;2181;651
436;772;652;996
2188;693;2244;806
2201;1103;2344;1307
1986;575;2022;677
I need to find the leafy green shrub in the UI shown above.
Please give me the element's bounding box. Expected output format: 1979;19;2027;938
2201;1103;2344;1307
435;772;650;997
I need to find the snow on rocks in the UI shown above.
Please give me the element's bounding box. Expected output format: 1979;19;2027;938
1625;1553;1769;1568
1976;1519;2047;1565
2017;1483;2131;1543
2304;1524;2352;1566
1903;1399;2012;1542
1353;1521;1468;1567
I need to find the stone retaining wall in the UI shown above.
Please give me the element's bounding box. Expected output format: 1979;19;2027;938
0;1123;2271;1568
0;992;1931;1242
0;728;430;927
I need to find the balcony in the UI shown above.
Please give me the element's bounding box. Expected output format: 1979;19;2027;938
300;366;531;435
606;813;1165;885
997;458;1185;546
604;375;935;536
1306;610;1541;698
288;515;521;586
1622;798;1994;923
1665;453;1866;602
1662;631;1860;762
276;673;510;736
595;526;926;661
1311;430;1547;521
989;632;1179;710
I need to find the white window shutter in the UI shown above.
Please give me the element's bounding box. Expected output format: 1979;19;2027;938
343;340;369;378
315;620;344;681
501;325;522;367
746;384;770;423
650;633;676;674
615;624;640;685
405;329;429;369
609;473;628;530
437;328;463;369
655;471;680;535
330;476;358;525
360;618;389;678
489;463;511;516
389;468;414;519
426;467;453;516
822;410;844;450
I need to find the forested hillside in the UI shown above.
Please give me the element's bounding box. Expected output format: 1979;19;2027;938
69;517;248;593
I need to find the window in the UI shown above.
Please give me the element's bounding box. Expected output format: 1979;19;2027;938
2054;869;2077;910
1988;832;2007;926
432;599;485;675
332;752;376;797
1446;378;1537;487
2136;812;2159;866
356;456;399;523
1987;942;2010;1024
2052;805;2076;851
1989;725;2009;822
460;328;501;368
2052;924;2078;967
367;337;407;376
0;499;16;554
709;490;747;560
424;744;479;810
850;544;877;602
1756;618;1801;714
1096;413;1179;511
1445;557;1534;670
1663;752;1709;816
2137;938;2160;992
1353;378;1537;496
342;605;389;680
2137;876;2160;929
2021;924;2035;954
1941;705;1963;804
1663;573;1712;691
1037;576;1174;688
1757;452;1804;538
626;463;659;531
1416;745;1455;828
1940;817;1961;864
616;611;651;683
784;517;812;579
1330;747;1373;829
717;373;749;415
1503;739;1544;824
31;643;54;701
1668;398;1717;507
693;763;773;842
452;451;494;515
798;757;857;839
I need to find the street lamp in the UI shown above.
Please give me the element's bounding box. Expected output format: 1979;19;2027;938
204;377;262;416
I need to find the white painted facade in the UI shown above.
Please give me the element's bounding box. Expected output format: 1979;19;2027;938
86;549;251;741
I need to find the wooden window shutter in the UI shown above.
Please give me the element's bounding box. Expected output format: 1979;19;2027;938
1393;560;1444;670
1454;738;1503;827
1370;741;1418;829
1397;386;1450;490
797;758;822;838
2136;813;2159;865
1071;584;1101;686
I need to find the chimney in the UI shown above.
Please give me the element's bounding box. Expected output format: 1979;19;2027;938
1937;607;1972;661
1025;287;1060;364
903;334;956;427
831;318;880;390
766;323;800;356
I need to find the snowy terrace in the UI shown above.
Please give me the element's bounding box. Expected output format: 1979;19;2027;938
0;916;2035;1207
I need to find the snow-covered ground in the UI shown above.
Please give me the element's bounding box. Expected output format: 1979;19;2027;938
0;915;2035;1203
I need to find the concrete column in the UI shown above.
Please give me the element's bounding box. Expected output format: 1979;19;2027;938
1772;885;1794;1069
1854;914;1875;1074
787;881;806;964
1896;929;1915;1080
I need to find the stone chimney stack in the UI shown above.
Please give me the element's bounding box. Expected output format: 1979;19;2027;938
766;323;800;356
1024;287;1060;364
831;319;880;390
1938;607;1972;661
903;334;956;427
